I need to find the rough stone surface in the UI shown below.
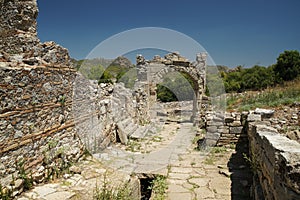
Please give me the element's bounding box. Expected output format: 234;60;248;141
0;0;71;65
204;111;246;146
0;0;81;197
254;108;275;119
0;58;85;197
247;121;300;200
16;158;141;200
137;52;207;127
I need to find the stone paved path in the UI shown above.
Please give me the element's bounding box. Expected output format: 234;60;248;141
17;121;251;199
166;144;233;200
95;121;239;199
95;122;196;175
17;158;129;200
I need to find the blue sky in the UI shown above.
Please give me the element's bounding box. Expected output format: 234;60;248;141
37;0;300;68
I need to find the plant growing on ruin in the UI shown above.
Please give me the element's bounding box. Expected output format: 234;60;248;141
148;175;168;200
126;139;141;152
47;139;58;149
93;171;132;200
58;95;66;106
16;159;33;190
203;146;227;165
243;153;260;174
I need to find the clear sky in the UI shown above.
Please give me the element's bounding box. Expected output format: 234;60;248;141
37;0;300;68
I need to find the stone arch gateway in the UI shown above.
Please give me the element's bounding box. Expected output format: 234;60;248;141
136;52;207;126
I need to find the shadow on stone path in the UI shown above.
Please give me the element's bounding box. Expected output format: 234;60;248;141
17;121;253;200
228;137;253;200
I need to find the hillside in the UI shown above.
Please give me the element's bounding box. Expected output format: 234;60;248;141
72;56;134;82
226;78;300;111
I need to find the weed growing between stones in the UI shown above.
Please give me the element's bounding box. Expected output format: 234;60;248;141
192;135;203;145
58;95;66;106
243;153;260;174
16;159;33;190
203;146;227;165
148;175;168;200
211;146;227;154
125;139;142;152
93;172;132;200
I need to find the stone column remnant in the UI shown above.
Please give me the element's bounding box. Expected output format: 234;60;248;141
194;52;207;127
136;54;148;82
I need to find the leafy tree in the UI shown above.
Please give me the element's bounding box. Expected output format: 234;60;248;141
157;84;178;102
98;70;113;84
274;50;300;81
156;72;195;102
240;65;275;90
223;71;242;92
223;65;276;92
117;68;137;88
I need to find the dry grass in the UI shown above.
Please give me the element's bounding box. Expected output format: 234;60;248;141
227;78;300;111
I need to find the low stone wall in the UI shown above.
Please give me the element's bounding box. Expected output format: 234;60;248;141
205;109;300;199
247;116;300;200
205;111;246;146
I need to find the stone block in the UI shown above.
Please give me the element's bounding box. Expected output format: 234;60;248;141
254;108;275;119
207;121;224;126
130;127;148;139
247;114;261;122
205;138;218;147
116;122;128;144
229;126;243;134
228;121;241;127
206;132;220;140
218;127;229;134
221;133;236;138
224;116;234;123
207;126;217;133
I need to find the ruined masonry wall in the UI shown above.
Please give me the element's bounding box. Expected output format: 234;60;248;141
247;117;300;200
0;0;39;54
0;0;85;196
0;61;84;194
205;111;246;147
206;109;300;199
0;2;152;196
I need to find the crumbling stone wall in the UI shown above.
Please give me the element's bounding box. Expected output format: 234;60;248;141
0;0;83;197
0;0;39;54
246;115;300;200
205;111;246;146
0;0;71;65
73;74;151;152
0;60;84;196
207;109;300;199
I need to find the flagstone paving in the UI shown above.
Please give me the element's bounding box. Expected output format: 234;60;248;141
17;121;251;200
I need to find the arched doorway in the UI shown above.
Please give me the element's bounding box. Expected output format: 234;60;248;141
136;52;207;126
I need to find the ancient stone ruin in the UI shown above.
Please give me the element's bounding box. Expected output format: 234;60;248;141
0;0;84;196
0;0;71;65
136;52;207;127
0;0;299;199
